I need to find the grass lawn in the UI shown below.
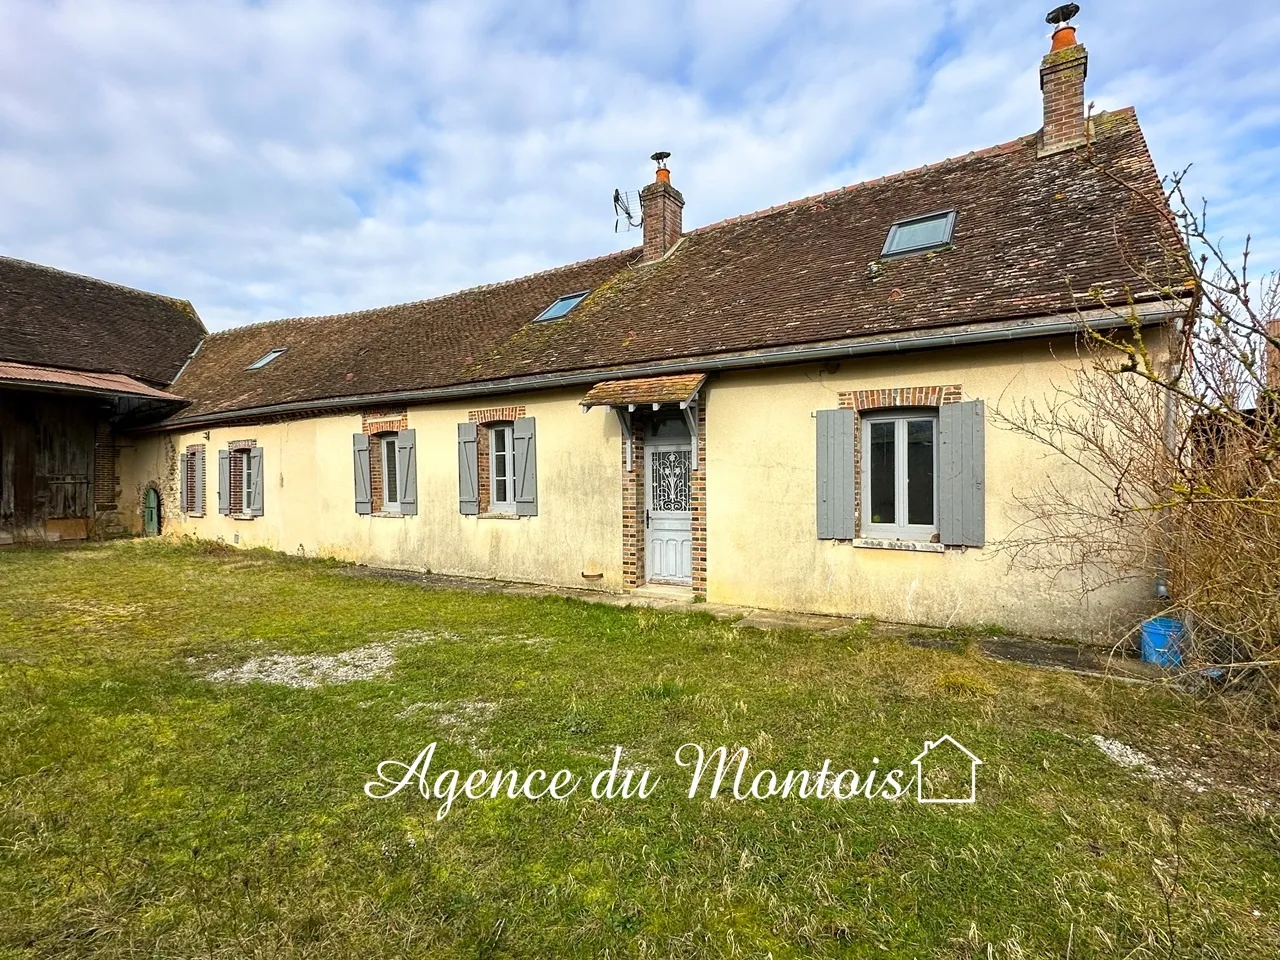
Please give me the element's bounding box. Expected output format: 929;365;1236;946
1;540;1278;958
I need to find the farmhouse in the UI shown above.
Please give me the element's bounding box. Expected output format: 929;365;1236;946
3;21;1184;637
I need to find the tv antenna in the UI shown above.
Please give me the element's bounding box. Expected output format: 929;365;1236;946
613;188;642;233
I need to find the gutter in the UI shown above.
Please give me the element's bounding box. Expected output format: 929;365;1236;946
150;301;1180;431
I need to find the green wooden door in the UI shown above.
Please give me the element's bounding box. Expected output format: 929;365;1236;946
143;488;160;537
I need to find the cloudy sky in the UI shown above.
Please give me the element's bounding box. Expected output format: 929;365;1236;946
1;0;1277;331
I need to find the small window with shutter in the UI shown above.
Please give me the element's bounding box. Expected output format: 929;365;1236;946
223;444;263;518
816;398;985;547
458;417;535;517
354;429;416;516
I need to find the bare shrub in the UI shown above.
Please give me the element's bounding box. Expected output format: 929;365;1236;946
998;145;1279;709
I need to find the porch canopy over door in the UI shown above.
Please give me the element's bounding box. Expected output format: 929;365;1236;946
579;372;707;471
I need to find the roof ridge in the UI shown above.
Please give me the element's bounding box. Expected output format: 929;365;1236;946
0;254;194;309
211;244;643;338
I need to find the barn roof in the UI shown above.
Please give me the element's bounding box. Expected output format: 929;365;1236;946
0;257;206;386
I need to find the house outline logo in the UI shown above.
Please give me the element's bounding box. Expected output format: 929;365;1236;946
911;735;983;804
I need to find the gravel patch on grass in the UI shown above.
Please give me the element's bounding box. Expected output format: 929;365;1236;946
209;643;399;688
207;630;459;688
1090;734;1214;795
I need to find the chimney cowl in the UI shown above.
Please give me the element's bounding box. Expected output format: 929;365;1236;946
1046;4;1082;52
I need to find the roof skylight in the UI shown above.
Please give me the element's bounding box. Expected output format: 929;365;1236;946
247;347;287;370
534;291;589;323
882;210;957;257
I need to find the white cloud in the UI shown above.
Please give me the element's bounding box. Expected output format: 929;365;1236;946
0;0;1276;330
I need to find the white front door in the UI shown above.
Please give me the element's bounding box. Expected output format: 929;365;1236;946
645;440;693;584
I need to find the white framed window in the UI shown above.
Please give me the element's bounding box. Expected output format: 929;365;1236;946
381;435;400;513
237;449;254;516
862;412;938;540
489;423;516;513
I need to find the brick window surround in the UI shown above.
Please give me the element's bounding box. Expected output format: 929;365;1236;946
838;385;962;539
362;409;407;514
226;439;257;516
621;402;707;598
469;406;526;516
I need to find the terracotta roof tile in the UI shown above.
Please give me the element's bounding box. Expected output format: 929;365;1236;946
580;373;707;408
167;108;1184;423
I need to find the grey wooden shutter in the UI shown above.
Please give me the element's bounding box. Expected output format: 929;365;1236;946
513;417;537;517
939;400;986;547
816;409;855;540
248;447;265;516
217;450;230;515
458;422;479;515
178;451;189;513
352;434;372;514
194;449;206;516
396;429;417;516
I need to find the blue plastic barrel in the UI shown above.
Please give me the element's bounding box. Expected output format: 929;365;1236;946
1141;616;1184;668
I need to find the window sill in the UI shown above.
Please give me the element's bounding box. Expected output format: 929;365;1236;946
372;511;406;519
232;514;256;521
849;538;945;553
479;512;519;520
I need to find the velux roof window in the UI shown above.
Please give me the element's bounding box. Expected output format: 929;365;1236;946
882;209;957;257
534;291;588;322
246;347;287;370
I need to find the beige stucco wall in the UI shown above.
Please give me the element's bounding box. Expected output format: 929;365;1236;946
118;335;1160;638
122;387;625;589
704;337;1151;638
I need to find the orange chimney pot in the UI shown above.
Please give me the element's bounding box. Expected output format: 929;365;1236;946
655;167;671;184
1050;24;1077;51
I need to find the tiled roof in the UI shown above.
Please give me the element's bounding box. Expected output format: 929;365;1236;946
0;256;206;386
0;360;184;401
580;373;707;408
167;108;1183;423
168;248;639;420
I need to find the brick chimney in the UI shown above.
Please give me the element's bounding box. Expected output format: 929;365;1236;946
640;151;684;261
1039;6;1089;156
